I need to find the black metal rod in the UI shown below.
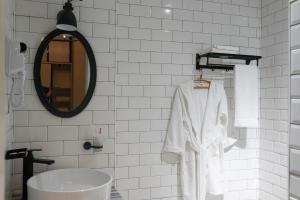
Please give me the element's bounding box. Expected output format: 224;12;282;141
197;65;234;70
200;52;262;61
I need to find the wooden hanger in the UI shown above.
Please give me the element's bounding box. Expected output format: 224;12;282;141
193;70;211;89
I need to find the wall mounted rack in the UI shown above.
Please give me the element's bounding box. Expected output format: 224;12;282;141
196;52;262;71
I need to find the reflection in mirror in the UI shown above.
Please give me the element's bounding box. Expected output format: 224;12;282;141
40;34;90;112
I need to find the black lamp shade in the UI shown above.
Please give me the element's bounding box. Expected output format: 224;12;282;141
56;2;77;31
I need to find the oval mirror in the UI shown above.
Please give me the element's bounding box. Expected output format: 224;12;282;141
34;29;97;118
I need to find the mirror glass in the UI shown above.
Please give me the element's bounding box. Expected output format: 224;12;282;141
34;30;96;118
40;34;90;112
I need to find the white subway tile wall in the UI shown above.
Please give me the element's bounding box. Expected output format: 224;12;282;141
116;0;261;199
12;0;116;197
6;0;292;199
260;0;289;200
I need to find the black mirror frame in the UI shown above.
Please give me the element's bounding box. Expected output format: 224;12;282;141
34;29;97;118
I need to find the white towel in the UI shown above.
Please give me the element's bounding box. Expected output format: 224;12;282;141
234;65;258;128
5;37;26;75
213;45;239;52
201;47;239;55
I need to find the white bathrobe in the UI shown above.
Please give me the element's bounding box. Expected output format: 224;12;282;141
163;80;235;200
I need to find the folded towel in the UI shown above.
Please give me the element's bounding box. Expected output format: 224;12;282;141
201;48;238;55
200;47;239;65
234;65;258;128
213;45;239;52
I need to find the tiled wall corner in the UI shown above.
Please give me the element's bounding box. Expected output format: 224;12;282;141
260;0;289;199
115;0;261;199
4;0;15;199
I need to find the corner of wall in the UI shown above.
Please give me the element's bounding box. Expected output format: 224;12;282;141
3;0;15;199
259;0;289;199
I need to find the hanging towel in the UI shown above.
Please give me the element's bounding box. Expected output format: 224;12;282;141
234;65;258;128
5;37;27;108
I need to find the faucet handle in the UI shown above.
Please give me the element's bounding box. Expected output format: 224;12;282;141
27;149;42;156
27;149;42;152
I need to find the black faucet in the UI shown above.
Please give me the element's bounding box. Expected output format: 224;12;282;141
5;148;55;200
23;149;55;200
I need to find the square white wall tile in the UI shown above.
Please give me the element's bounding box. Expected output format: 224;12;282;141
291;0;300;26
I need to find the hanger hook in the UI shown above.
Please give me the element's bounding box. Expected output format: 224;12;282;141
199;69;203;79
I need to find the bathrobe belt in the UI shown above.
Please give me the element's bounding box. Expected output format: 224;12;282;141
186;122;209;200
189;134;209;200
186;120;224;200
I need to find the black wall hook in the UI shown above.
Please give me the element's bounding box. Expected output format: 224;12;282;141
20;42;27;53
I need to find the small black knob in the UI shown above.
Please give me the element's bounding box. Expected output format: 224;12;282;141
83;142;92;150
20;42;27;53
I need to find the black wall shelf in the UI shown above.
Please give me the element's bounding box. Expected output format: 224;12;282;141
196;52;262;71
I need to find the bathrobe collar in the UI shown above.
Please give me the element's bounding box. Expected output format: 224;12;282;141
181;80;216;150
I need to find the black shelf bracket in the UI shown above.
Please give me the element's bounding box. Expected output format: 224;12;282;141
196;52;262;71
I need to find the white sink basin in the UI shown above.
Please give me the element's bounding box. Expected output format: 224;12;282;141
27;168;112;200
